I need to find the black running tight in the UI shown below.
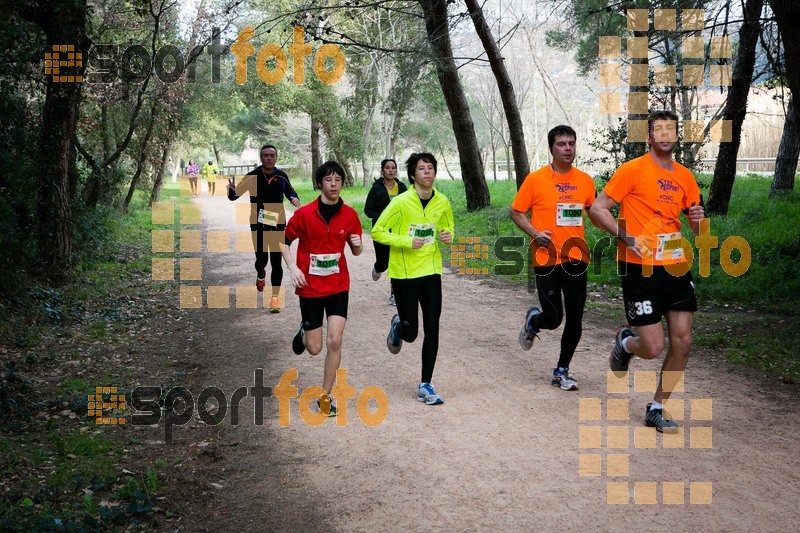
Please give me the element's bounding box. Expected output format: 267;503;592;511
391;274;442;384
532;260;588;369
252;226;283;296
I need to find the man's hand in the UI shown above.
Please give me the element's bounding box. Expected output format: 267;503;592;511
687;204;705;225
290;197;301;208
533;230;553;247
439;230;452;245
631;234;656;260
411;237;425;249
349;234;362;248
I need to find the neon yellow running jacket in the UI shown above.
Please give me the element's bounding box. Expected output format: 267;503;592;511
372;186;455;280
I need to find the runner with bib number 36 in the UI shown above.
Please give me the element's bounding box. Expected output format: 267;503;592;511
281;161;363;417
589;110;706;433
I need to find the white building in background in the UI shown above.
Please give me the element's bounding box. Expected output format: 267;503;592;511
239;140;259;166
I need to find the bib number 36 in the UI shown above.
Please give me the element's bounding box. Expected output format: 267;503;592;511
634;300;653;316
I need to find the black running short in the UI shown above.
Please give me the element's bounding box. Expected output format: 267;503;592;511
299;291;349;330
619;262;698;327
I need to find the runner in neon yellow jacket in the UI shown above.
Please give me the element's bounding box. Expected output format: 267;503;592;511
371;152;454;406
202;159;219;196
371;180;454;279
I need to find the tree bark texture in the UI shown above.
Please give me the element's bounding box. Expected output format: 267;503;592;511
771;95;799;197
465;0;530;189
123;101;159;213
770;1;800;197
150;116;177;206
311;116;322;177
23;0;88;281
626;28;648;161
418;0;490;210
707;0;764;215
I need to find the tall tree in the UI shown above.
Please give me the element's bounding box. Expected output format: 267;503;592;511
769;1;800;197
465;0;529;188
19;0;88;281
707;0;765;215
418;0;490;209
770;96;799;197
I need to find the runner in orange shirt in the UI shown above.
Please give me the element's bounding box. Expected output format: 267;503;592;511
589;109;706;432
510;125;596;391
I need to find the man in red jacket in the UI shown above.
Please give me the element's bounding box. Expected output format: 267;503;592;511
281;161;363;417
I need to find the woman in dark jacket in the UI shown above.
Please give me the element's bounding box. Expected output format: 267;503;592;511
364;158;407;305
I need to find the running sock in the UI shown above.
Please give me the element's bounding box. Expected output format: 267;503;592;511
621;335;633;353
649;401;663;411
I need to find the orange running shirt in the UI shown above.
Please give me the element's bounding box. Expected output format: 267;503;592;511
604;153;701;266
511;165;596;267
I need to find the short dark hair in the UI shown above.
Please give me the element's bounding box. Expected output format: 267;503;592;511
380;158;396;174
260;144;278;157
647;110;679;137
548;125;577;149
405;153;437;183
315;160;345;187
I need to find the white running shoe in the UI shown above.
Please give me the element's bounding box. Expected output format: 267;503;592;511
417;382;444;405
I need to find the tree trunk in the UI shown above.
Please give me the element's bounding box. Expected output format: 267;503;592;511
40;81;79;280
123;101;158;213
707;0;764;215
418;0;490;210
318;120;355;186
626;28;648;161
23;0;87;281
465;0;530;188
212;143;220;166
771;1;800;197
150;116;176;206
771;95;799;197
311;116;321;175
362;104;375;187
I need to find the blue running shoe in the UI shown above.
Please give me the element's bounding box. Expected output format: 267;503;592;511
552;367;578;391
417;382;444;405
387;314;402;354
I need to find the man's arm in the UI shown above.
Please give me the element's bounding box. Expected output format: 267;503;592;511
686;204;705;235
588;192;645;260
281;175;301;207
229;174;254;200
509;207;552;248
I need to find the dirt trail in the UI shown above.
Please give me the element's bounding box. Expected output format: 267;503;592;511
164;193;799;531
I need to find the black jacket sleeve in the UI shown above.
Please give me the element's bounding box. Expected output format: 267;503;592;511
364;184;381;221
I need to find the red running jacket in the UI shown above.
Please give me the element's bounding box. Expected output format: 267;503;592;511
284;198;363;298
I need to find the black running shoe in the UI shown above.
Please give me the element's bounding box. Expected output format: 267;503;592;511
609;326;636;372
292;322;305;355
645;403;679;433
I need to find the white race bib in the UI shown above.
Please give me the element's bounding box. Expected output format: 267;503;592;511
656;232;684;261
258;209;279;227
309;253;341;276
407;223;435;244
556;203;584;227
